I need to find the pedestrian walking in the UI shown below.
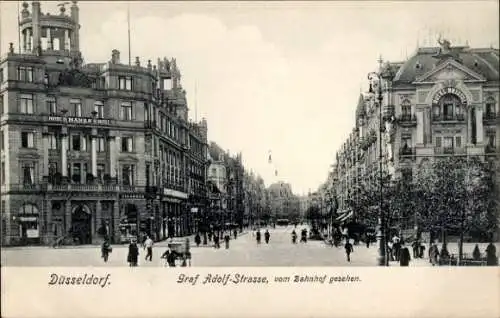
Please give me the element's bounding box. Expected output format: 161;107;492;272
485;242;498;266
195;233;201;247
399;243;411;267
411;240;419;258
208;232;212;242
392;235;401;262
418;242;425;258
344;240;353;262
473;244;481;261
127;238;139;267
213;234;220;249
101;237;112;263
429;243;439;266
256;230;261;244
144;236;154;262
291;230;297;244
264;230;270;244
224;233;231;249
233;229;238;239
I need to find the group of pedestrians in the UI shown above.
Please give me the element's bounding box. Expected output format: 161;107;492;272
255;229;271;244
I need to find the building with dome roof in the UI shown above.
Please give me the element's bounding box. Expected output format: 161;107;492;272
333;40;499;223
0;1;209;246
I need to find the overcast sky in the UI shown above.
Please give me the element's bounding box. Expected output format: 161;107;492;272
1;1;498;194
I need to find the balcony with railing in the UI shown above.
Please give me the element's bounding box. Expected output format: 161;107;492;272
434;147;467;155
398;114;417;126
483;112;497;123
432;113;465;123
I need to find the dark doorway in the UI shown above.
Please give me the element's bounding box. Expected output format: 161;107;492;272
71;205;92;244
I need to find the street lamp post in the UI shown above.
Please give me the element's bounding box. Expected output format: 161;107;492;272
368;70;387;267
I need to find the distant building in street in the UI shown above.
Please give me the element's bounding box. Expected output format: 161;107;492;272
268;182;298;220
207;142;245;228
0;1;208;246
333;40;499;224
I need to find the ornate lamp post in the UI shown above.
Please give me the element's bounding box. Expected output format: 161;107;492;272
368;67;387;267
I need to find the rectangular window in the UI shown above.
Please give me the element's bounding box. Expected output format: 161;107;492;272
443;137;453;148
97;137;105;152
48;134;57;149
48;162;58;176
72;134;81;151
71;99;82;117
72;163;81;183
118;76;133;90
487;134;496;147
1;162;5;184
122;164;135;185
455;136;462;148
22;163;35;185
0;94;4;115
443;103;454;120
94;101;104;118
17;66;34;82
47;96;56;114
21;132;35;148
97;164;105;183
20;94;34;114
435;136;442;148
0;131;3;150
0;68;3;82
120;102;132;121
121;136;134;152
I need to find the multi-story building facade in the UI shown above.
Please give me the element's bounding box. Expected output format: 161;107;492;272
207;142;245;229
333;40;499;223
268;182;296;220
0;1;208;246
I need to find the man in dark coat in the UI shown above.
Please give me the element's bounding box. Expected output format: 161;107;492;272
399;243;411;267
127;239;139;267
485;242;498;266
344;240;353;262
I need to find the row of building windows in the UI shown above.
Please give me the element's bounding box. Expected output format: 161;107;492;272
18;131;135;153
0;66;151;93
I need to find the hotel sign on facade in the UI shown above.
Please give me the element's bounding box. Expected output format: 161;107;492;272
48;116;111;126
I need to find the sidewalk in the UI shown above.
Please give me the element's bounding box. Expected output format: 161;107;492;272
2;230;250;250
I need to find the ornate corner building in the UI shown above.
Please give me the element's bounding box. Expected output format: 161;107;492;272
0;1;209;246
333;40;499;221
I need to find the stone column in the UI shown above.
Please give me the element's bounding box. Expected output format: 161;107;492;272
91;128;97;178
47;28;52;50
61;128;68;178
112;201;120;243
475;106;484;144
45;200;52;244
65;200;71;234
109;136;116;179
42;131;49;177
26;28;32;52
64;29;70;51
95;200;102;239
467;107;473;145
416;110;424;145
